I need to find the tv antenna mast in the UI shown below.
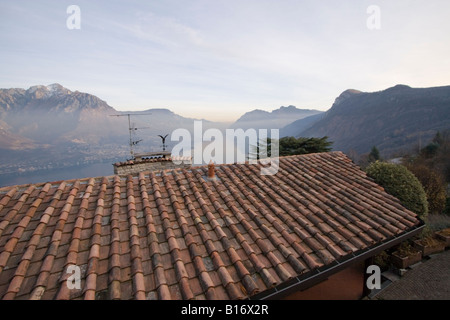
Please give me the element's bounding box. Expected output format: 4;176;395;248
109;112;152;159
158;134;169;151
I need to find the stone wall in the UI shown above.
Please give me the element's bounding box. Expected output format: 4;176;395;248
113;160;191;175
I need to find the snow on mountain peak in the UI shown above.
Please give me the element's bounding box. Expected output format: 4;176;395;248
26;84;71;98
46;83;71;95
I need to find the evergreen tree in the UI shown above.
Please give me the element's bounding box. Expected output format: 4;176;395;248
278;136;333;156
432;131;443;145
250;136;333;159
368;146;381;163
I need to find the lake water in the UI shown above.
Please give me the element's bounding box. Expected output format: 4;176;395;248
0;162;115;188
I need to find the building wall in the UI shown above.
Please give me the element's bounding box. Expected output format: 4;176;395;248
283;261;366;300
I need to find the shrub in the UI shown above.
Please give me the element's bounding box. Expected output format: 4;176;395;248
427;213;450;231
365;161;428;222
373;250;390;272
405;164;446;214
445;198;450;216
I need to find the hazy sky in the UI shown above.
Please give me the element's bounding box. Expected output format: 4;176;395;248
1;0;449;122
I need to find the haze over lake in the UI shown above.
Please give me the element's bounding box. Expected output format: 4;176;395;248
0;162;114;188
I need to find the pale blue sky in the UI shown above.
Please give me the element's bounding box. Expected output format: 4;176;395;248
1;0;449;121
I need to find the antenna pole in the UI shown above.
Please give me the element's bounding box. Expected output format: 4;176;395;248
109;112;152;159
128;114;134;158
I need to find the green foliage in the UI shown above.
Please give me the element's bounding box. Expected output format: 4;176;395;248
394;241;419;258
405;164;447;215
417;130;450;182
365;161;428;221
373;250;390;272
400;130;449;216
277;136;333;156
251;136;333;159
427;213;450;231
444;198;450;216
432;131;444;145
368;146;381;163
421;142;439;158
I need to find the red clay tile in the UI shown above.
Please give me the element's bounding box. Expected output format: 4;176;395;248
109;280;121;300
88;244;100;260
39;255;54;273
204;239;218;255
13;260;30;278
5;275;24;296
75;249;88;264
188;277;203;296
3;237;19;253
217;266;234;286
65;251;78;266
132;271;146;293
199;271;215;290
167;237;179;252
109;266;121;282
84;290;96;300
131;259;144;276
154;266;168;288
158;284;172;300
174;261;188;280
92;223;102;236
29;285;46;300
178;277;194;300
84;273;97;292
35;270;50;288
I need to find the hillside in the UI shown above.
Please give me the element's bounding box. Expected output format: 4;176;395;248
295;85;450;156
280;113;325;137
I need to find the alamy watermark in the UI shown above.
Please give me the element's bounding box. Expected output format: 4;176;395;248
171;120;279;175
66;5;381;31
66;264;81;289
65;263;382;292
367;5;381;30
66;5;81;30
366;264;381;290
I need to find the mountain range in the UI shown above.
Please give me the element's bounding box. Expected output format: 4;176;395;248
0;84;119;148
0;84;224;176
230;105;322;130
0;84;227;148
288;84;450;156
1;83;449;179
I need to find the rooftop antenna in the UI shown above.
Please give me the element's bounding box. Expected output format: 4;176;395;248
158;134;169;151
109;112;152;159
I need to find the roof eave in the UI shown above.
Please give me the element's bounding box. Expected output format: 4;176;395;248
251;220;426;300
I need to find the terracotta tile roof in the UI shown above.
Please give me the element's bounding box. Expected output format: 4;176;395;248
0;152;422;300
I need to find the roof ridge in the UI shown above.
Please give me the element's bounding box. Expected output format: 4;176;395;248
0;152;348;190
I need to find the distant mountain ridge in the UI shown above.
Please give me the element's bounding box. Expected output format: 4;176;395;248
230;105;323;130
292;84;450;156
0;83;121;146
0;84;224;150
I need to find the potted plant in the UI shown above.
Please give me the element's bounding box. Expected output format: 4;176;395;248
413;235;445;257
435;228;450;248
390;242;422;269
